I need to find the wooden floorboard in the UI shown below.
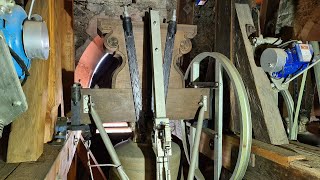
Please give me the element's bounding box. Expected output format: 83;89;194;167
5;144;60;180
0;161;19;180
1;131;80;179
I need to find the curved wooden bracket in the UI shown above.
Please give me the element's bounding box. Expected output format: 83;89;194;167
97;18;197;89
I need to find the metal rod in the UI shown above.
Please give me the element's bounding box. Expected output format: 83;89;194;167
284;58;320;85
28;0;36;20
214;61;223;180
311;41;320;103
90;107;129;180
187;98;206;180
280;89;294;136
180;120;190;164
290;71;308;140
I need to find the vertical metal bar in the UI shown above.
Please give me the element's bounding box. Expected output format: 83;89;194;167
150;10;171;180
150;10;166;118
311;41;320;103
191;62;200;82
290;71;308;140
214;61;223;180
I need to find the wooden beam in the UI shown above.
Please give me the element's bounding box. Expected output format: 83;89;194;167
80;88;211;124
176;0;194;24
67;153;78;180
295;0;320;39
44;0;64;143
199;133;304;168
0;162;19;179
245;155;320;180
233;3;288;145
299;21;320;41
199;133;320;180
77;136;107;180
61;0;75;116
5;131;81;179
7;0;67;162
259;0;280;36
214;0;234;131
223;135;305;168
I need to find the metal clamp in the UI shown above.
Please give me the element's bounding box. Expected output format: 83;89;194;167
83;95;90;113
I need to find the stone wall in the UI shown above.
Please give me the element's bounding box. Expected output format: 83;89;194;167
74;0;177;62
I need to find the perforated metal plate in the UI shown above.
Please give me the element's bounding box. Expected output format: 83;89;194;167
0;31;27;126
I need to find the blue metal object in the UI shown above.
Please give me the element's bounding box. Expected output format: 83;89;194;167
196;0;208;6
272;44;313;79
0;5;30;80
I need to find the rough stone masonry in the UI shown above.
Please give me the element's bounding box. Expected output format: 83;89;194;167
74;0;177;62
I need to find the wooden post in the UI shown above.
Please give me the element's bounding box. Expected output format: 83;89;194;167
7;0;52;163
7;0;74;162
232;4;288;145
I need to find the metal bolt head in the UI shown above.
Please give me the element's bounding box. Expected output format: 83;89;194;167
107;36;119;48
209;139;214;150
12;101;22;106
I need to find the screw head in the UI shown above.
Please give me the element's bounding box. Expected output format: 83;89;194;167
12;101;22;106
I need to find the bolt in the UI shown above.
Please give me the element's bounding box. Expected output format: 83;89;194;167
73;137;79;145
12;101;22;106
209;139;214;150
107;36;119;48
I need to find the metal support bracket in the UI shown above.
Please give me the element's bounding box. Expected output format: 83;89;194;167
0;31;28;138
83;95;90;113
150;9;172;180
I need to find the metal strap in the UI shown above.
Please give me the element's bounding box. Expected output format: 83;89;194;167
122;11;143;128
124;35;143;122
163;12;177;100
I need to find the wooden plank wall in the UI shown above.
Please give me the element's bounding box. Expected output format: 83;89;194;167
7;0;74;162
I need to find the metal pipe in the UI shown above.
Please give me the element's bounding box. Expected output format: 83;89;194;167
28;0;35;20
290;71;308;140
310;41;320;103
187;99;205;180
90;107;129;180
